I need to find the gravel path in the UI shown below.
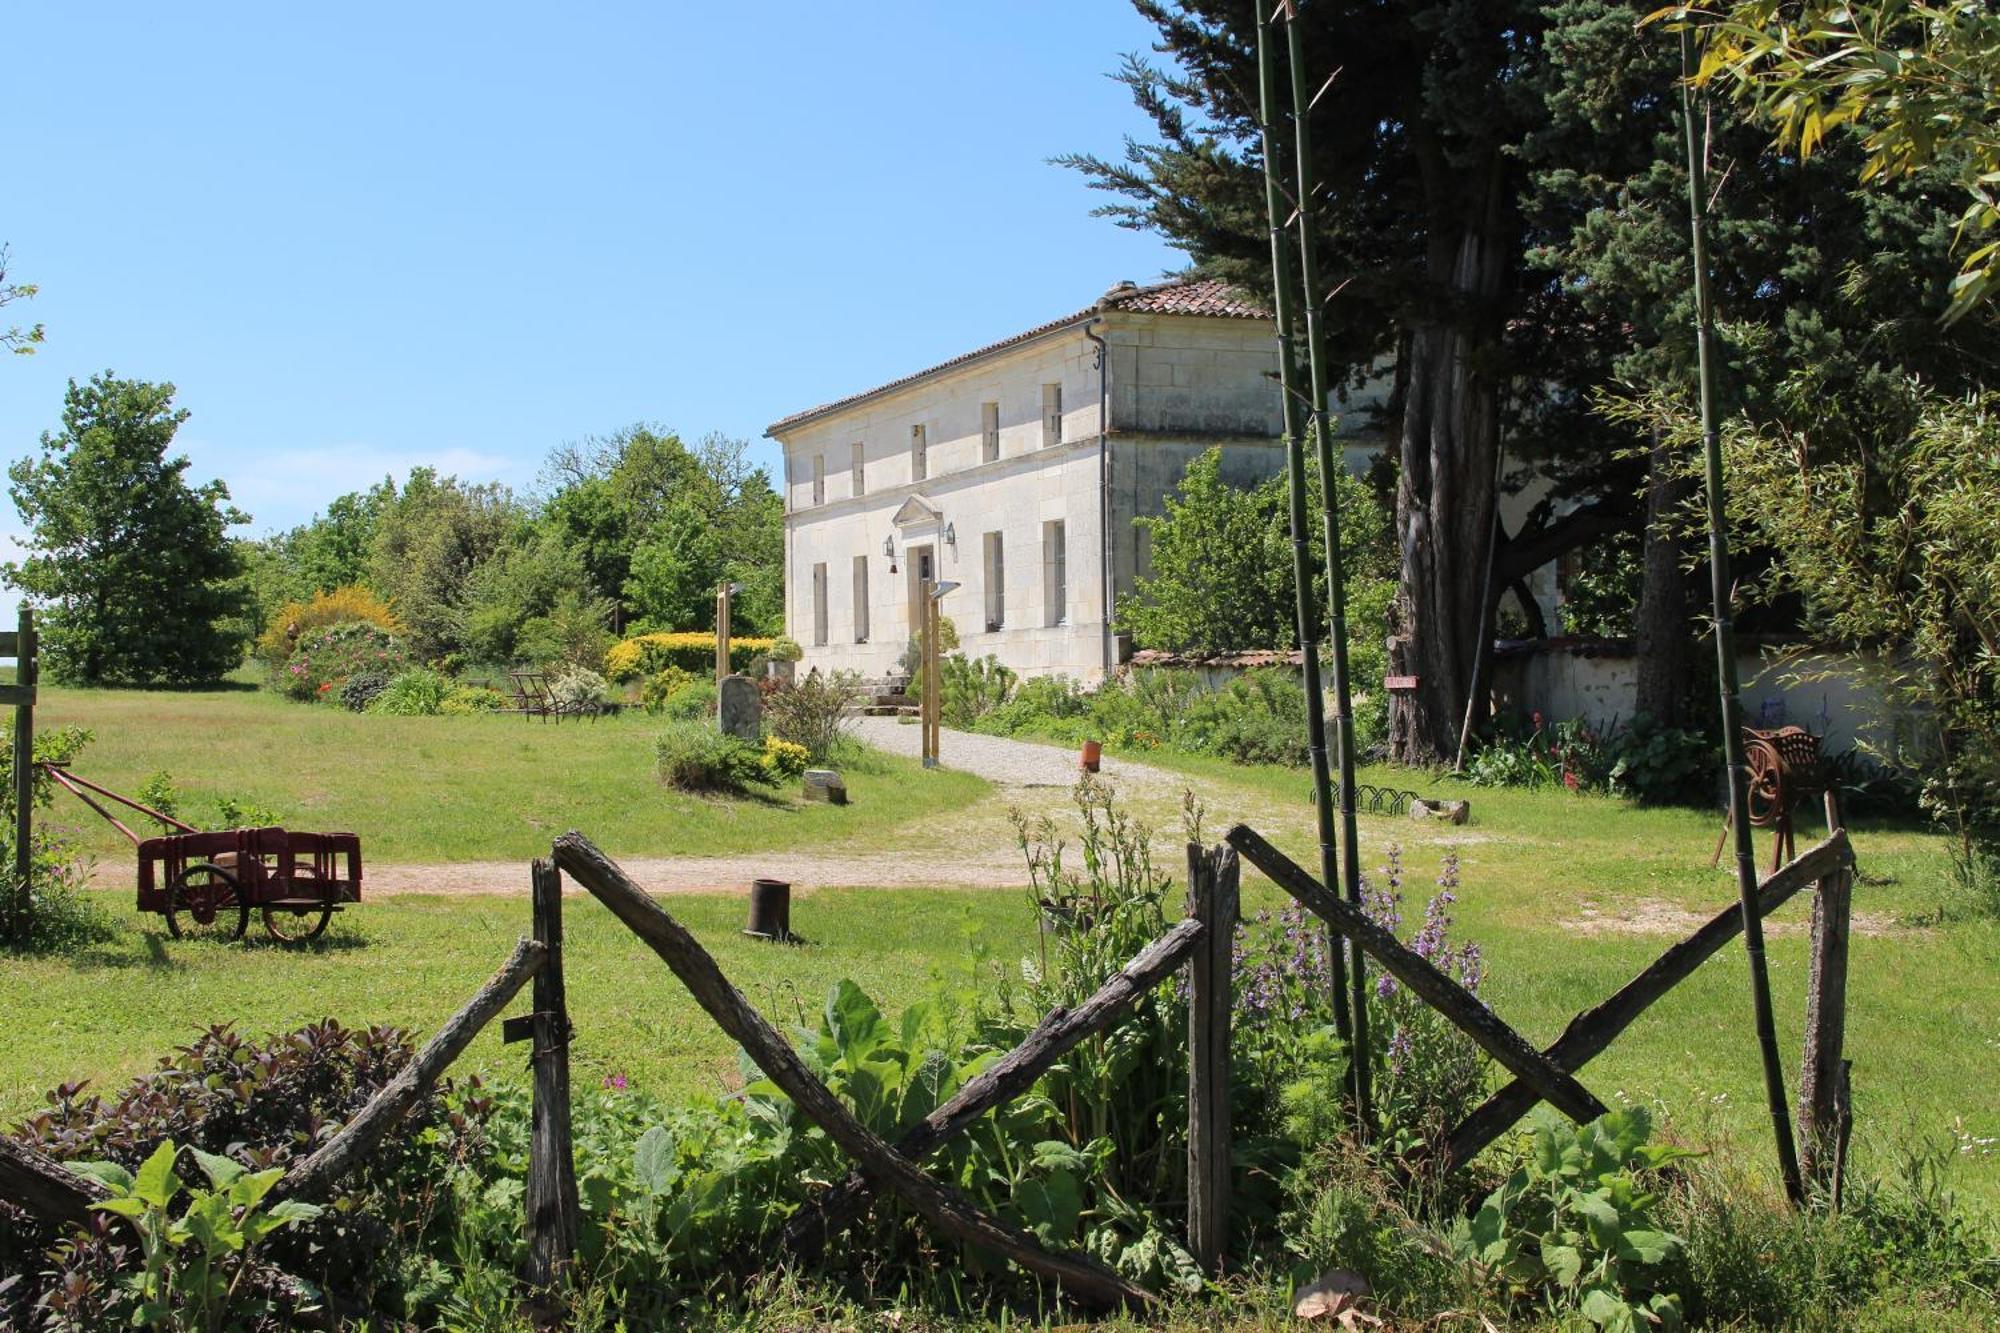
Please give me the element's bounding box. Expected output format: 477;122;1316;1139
92;723;1196;899
849;716;1181;797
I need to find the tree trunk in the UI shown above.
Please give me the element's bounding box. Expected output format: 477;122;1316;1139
1633;431;1694;727
1389;203;1511;765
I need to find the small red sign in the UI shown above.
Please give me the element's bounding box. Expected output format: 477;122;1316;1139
1382;675;1420;691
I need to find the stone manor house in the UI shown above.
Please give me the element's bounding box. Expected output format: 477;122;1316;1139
766;277;1384;683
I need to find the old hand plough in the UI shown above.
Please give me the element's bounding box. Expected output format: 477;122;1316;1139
40;763;362;943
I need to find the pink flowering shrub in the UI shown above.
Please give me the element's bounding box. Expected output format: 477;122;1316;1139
280;621;411;701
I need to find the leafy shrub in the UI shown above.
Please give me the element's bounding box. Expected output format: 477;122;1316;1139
895;615;959;679
768;634;804;663
640;665;698;714
338;670;391;713
440;684;509;714
0;725;113;954
137;772;281;832
63;1139;324;1330
367;666;452;716
255;584;401;672
549;665;609;713
513;588;615;672
1453;1107;1692;1331
605;632;774;682
764;670;864;763
654;722;773;793
761;735;810;781
280;621;411;702
976;674;1091;738
1606;717;1717;805
1189;668;1310;766
940;653;1017;728
2;1021;482;1324
660;680;718;722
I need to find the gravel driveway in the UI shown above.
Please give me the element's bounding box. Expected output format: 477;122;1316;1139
850;716;1180;797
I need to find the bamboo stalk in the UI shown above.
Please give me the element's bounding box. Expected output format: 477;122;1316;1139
1678;24;1804;1206
1254;0;1353;1056
1281;0;1373;1132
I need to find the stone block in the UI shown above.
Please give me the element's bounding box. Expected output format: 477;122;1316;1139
1408;797;1471;825
803;769;848;804
719;674;761;741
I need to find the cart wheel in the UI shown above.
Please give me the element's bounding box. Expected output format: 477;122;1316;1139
165;863;248;942
262;882;335;943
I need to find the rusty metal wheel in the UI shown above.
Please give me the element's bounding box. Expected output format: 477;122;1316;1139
165;862;247;942
261;878;335;943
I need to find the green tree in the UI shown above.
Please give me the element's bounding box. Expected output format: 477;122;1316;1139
366;469;517;660
1;244;43;355
1064;2;1641;761
1119;446;1393;658
6;374;249;684
1688;0;2000;319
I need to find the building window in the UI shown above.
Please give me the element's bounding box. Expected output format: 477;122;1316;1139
1041;383;1062;447
983;531;1005;631
911;423;928;481
1042;520;1067;626
981;401;1000;463
812;454;825;506
811;562;829;646
851;555;869;643
850;441;865;497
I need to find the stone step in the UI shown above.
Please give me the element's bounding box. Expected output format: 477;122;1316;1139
872;692;913;707
861;704;920;717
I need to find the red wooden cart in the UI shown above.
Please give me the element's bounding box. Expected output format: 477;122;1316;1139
42;764;362;943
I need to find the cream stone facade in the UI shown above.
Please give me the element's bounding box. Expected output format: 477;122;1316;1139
766;279;1389;683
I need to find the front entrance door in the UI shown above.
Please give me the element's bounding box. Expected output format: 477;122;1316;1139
905;544;935;644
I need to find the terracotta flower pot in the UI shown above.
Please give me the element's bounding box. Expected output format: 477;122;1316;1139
1080;740;1103;773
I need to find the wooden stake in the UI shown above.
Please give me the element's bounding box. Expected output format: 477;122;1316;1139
523;859;580;1306
1797;792;1852;1195
1186;842;1237;1274
552;832;1151;1310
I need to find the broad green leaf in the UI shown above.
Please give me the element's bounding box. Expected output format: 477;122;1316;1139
633;1125;680;1196
68;1160;134;1193
1545;1241;1585;1286
1580;1284;1634;1330
1617;1227;1679;1265
89;1196;149;1219
188;1145;244;1190
229;1167;284;1212
823;980;889;1064
132;1141;182;1210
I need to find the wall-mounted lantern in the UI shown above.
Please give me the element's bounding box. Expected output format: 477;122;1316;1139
943;521;957;551
884;533;897;574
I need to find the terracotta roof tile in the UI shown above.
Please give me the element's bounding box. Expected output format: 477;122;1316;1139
765;278;1267;436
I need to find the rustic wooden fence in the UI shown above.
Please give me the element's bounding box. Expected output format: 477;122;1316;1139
0;798;1857;1319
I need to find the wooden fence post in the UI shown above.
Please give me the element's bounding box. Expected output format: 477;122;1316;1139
523;858;580;1307
9;606;36;942
1797;791;1852;1197
1186;841;1237;1275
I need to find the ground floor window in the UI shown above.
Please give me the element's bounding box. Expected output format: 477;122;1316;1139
812;562;828;646
1042;520;1066;626
852;554;869;643
983;531;1005;631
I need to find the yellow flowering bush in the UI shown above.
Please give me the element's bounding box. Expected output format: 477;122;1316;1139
604;632;775;682
258;585;402;670
761;735;810;781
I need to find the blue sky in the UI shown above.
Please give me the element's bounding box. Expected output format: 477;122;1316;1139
0;2;1184;563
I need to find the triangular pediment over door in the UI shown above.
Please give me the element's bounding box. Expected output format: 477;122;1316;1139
891;495;942;528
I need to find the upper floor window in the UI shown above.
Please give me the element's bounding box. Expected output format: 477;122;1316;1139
981;401;1000;463
911;423;928;482
850;441;865;497
811;454;825;506
1041;383;1063;447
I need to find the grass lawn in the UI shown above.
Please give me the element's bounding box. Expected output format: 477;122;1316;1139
28;681;988;863
3;685;1996;1218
